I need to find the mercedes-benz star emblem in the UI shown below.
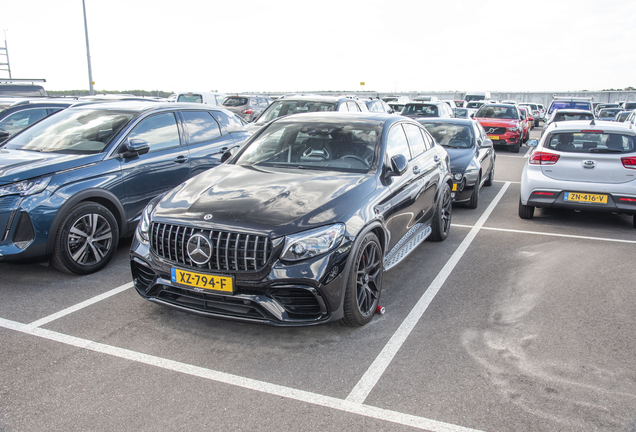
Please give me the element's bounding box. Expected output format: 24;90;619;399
187;233;212;265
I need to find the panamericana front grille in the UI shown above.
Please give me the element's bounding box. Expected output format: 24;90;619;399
484;127;507;135
150;222;272;272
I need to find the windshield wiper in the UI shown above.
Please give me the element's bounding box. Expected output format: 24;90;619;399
589;148;623;153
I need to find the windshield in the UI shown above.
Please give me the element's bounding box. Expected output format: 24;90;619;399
2;108;135;154
235;121;379;172
256;100;336;124
402;104;439;117
549;101;592;114
452;108;469;118
222;97;248;107
420;122;473;148
475;105;519;119
465;95;485;102
546;132;635;153
598;109;622;117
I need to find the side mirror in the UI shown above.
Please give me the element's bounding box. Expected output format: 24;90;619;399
527;139;538;147
221;145;238;163
386;154;408;179
481;138;493;148
120;138;150;158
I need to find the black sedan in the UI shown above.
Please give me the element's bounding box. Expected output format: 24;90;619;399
417;118;495;208
130;112;453;326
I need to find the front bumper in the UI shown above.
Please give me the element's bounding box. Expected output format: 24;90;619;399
130;232;354;326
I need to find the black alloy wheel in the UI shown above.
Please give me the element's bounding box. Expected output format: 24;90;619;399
430;182;452;241
341;232;383;327
51;202;119;275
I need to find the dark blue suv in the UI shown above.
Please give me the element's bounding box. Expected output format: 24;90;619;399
0;102;250;274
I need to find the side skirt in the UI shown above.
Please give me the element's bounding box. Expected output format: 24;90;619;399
383;223;432;271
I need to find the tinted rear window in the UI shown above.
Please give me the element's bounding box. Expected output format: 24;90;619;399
222;97;248;107
177;94;203;103
549;101;592;114
403;104;438;117
623;102;636;110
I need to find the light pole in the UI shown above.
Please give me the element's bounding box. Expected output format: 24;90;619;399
82;0;94;95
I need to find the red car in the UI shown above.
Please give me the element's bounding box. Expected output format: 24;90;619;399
473;104;524;153
517;106;533;142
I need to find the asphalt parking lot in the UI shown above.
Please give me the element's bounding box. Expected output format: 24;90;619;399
2;127;636;432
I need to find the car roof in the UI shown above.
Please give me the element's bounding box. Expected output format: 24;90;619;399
65;101;225;113
414;117;474;126
543;120;636;135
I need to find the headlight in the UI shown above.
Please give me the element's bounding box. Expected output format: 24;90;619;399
137;202;155;244
453;173;463;181
508;125;520;132
0;177;51;197
280;224;345;262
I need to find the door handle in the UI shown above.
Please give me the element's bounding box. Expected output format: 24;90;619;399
173;155;189;164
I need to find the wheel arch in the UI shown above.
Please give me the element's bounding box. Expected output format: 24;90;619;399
46;189;126;255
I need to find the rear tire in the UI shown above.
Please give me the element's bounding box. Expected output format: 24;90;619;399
512;142;520;153
518;198;535;219
51;202;119;275
430;183;452;241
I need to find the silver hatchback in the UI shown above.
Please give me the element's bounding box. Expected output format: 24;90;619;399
519;121;636;227
221;95;272;121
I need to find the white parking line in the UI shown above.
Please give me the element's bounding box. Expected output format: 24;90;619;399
494;180;520;184
25;282;133;330
345;182;511;404
451;224;636;244
0;317;483;432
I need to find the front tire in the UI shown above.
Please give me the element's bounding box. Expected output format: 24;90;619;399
465;175;480;209
518;198;535;219
51;202;119;275
341;232;383;327
430;182;452;241
484;164;494;186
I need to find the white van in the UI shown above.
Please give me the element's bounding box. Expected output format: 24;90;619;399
173;91;226;106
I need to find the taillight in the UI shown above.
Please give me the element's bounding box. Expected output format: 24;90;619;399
619;197;636;202
529;152;560;165
621;156;636;169
533;191;555;196
241;109;253;114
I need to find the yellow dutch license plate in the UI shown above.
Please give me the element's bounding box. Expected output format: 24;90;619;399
488;135;498;140
171;268;234;293
452;183;458;191
564;192;608;204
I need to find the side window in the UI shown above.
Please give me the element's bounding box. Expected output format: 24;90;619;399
358;101;369;111
128;112;180;152
338;102;349;112
420;128;433;150
181;111;222;143
347;101;360;112
260;98;269;107
403;123;426;155
386;124;411;160
211;110;244;133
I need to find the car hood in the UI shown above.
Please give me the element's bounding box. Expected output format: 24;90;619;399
475;117;518;127
0;149;104;185
443;147;475;173
153;164;376;238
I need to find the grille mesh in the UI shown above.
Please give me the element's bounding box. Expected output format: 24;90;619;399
150;222;272;272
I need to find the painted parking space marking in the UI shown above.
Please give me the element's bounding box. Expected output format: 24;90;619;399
450;225;636;244
25;282;133;330
0;316;483;432
346;182;511;404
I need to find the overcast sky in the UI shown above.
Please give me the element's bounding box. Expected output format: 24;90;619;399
2;0;635;94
